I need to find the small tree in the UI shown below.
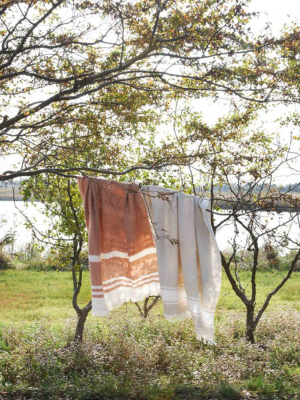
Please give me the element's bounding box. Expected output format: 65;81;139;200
164;103;300;343
135;296;161;319
200;122;300;343
21;176;91;341
213;180;300;343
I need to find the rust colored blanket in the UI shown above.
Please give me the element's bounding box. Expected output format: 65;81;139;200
78;177;160;316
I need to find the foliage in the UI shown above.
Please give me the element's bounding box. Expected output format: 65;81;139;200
42;248;89;272
5;243;300;272
21;175;92;340
1;0;300;183
167;102;300;342
0;250;12;270
14;248;87;272
21;176;87;248
222;248;300;272
280;250;300;272
20;175;88;267
0;308;299;399
0;218;14;270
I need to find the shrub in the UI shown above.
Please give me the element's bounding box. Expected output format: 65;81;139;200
21;255;59;271
12;244;89;271
0;311;299;399
280;251;300;271
0;250;13;270
223;249;299;272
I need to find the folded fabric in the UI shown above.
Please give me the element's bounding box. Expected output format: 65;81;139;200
142;186;222;343
78;177;160;316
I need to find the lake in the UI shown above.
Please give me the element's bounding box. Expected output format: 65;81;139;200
0;201;299;253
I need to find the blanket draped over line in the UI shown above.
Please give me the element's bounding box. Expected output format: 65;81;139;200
77;177;160;316
78;177;222;343
142;186;222;343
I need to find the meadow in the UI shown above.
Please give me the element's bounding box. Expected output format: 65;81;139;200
0;269;299;399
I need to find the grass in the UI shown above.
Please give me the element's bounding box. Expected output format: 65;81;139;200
0;270;91;328
0;270;299;326
0;269;299;399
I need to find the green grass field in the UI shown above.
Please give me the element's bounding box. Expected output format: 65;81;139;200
0;269;299;326
0;270;299;399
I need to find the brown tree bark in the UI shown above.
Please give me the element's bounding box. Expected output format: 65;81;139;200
68;181;92;342
74;301;92;342
246;305;256;344
135;296;161;318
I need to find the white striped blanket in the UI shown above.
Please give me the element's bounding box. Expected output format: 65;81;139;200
78;177;160;315
142;186;222;343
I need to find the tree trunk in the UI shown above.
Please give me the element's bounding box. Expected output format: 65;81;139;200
74;303;92;342
246;305;256;344
135;296;161;318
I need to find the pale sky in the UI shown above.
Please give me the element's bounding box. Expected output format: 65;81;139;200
195;0;300;184
248;0;299;35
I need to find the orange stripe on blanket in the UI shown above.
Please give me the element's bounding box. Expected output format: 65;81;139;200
103;272;158;287
103;278;160;293
89;262;102;287
100;254;158;282
103;274;159;290
78;176;160;315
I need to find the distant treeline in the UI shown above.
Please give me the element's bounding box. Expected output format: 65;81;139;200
213;183;300;193
1;180;299;191
1;182;300;206
0;187;22;201
0;179;23;188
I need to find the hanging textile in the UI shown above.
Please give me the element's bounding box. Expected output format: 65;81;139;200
142;186;222;343
78;177;160;316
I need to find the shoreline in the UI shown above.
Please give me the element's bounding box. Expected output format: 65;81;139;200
0;197;298;211
0;198;24;201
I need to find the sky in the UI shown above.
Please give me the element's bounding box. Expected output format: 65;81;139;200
195;0;300;184
1;0;300;178
197;0;300;121
248;0;299;34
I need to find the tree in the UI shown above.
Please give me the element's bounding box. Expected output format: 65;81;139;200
21;175;92;341
1;0;300;344
15;90;300;343
1;0;300;183
215;178;300;343
171;105;300;343
135;296;161;318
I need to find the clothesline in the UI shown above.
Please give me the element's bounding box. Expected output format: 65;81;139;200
73;174;210;201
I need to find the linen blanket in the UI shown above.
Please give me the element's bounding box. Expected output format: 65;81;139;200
78;177;160;316
142;186;222;343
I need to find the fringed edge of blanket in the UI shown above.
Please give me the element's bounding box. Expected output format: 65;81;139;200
91;280;161;316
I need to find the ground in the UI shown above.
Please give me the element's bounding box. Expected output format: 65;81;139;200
0;270;299;399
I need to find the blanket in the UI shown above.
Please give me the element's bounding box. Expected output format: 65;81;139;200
78;177;160;316
142;186;222;343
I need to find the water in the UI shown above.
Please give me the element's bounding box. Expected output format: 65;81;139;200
0;201;299;253
0;201;50;252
